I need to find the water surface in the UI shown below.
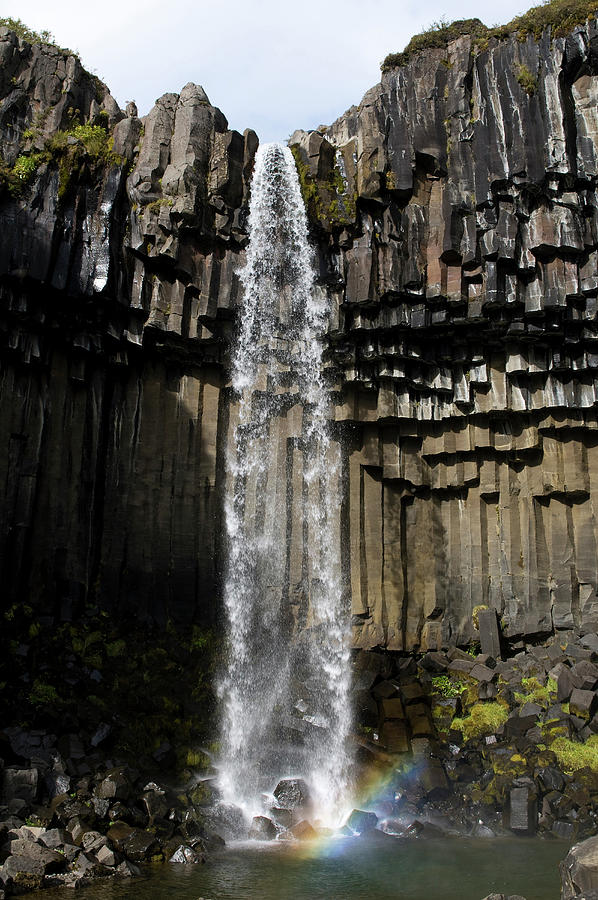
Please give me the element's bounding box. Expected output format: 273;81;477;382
42;835;571;900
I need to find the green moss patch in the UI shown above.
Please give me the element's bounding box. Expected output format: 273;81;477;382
551;735;598;773
452;701;509;741
514;676;556;708
290;144;356;230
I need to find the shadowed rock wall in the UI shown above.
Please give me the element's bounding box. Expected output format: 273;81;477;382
2;19;598;643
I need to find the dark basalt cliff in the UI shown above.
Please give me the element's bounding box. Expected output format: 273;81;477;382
2;16;598;650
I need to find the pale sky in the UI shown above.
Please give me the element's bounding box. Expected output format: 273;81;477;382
7;1;532;141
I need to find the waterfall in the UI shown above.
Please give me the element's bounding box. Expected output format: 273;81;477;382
218;143;352;824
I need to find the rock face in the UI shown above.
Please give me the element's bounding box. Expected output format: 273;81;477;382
292;19;598;650
561;835;598;898
2;19;598;647
0;27;257;626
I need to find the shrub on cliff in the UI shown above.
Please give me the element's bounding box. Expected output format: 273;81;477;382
382;0;598;71
0;16;74;55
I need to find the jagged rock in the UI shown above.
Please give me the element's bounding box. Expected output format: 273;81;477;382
95;768;131;802
168;844;204;863
4;12;598;664
95;844;117;867
108;824;158;862
7;839;64;871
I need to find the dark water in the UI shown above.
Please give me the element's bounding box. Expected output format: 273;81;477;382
43;835;570;900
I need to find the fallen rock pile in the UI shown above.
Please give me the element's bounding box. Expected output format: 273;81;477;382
0;727;225;895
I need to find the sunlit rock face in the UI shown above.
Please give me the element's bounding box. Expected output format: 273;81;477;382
2;19;598;647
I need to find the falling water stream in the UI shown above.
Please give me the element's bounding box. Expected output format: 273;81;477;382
218;143;351;824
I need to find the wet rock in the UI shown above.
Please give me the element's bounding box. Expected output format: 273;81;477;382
291;820;318;840
379;720;410;752
169;844;205;863
420;762;450;800
116;859;142;877
345;809;378;834
273;779;311;809
248;816;277;840
44;772;71;798
112;827;159;862
379;697;405;719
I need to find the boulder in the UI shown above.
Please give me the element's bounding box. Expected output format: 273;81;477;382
248;816;277;840
0;855;45;893
169;844;204;863
95;768;131;802
291;820;317;840
1;769;38;805
273;779;311;809
345;809;378;834
7;839;64;872
570;689;597;720
508;783;537;835
561;836;598;899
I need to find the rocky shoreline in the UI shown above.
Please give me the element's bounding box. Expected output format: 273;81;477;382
5;621;598;896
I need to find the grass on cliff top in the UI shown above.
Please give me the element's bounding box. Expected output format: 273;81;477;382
0;17;75;56
381;0;598;70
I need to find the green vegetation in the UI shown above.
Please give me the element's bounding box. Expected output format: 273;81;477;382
381;0;598;71
1;117;124;201
552;735;598;773
515;62;539;95
290;144;357;229
452;700;510;741
0;17;74;56
514;675;556;708
28;679;61;708
382;18;488;70
0;598;220;773
472;604;488;630
0;152;46;198
147;197;174;214
431;674;466;698
290;145;322;223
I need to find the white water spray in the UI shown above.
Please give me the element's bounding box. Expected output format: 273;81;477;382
219;143;352;824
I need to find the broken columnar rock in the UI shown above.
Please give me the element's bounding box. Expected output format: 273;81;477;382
3;17;598;650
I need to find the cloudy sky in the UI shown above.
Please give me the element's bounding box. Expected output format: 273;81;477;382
12;0;532;141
